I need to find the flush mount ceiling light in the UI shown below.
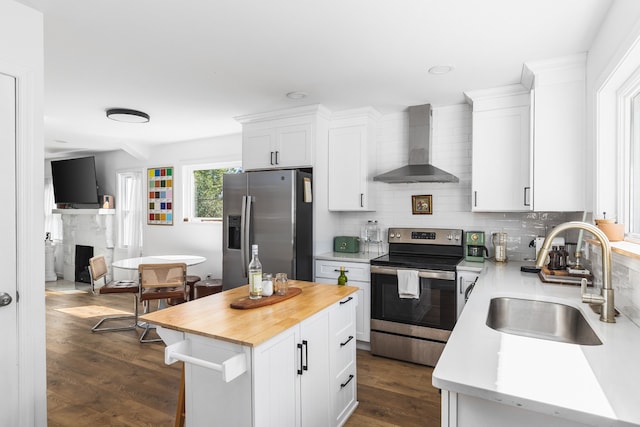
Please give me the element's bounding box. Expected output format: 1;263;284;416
106;108;150;123
428;65;455;75
286;91;308;100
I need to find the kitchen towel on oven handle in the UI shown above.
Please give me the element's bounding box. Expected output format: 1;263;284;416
397;269;419;299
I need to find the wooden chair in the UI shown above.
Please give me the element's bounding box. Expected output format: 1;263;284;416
138;262;187;343
88;255;139;333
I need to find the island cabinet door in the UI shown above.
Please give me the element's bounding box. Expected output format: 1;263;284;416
253;326;300;427
253;308;332;427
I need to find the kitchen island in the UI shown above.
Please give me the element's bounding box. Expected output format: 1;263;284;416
433;261;640;427
141;280;359;427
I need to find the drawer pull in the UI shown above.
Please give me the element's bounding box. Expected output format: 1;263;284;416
340;374;354;388
340;335;354;347
333;269;349;273
339;296;353;305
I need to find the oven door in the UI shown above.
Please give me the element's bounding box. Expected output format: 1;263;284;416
371;265;457;331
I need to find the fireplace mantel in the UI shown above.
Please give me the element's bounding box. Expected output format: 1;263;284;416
53;208;115;215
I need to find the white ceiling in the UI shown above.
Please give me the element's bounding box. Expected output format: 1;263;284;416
18;0;612;159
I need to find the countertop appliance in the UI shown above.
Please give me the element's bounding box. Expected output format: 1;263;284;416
334;236;360;253
465;231;487;262
222;169;312;290
370;227;464;367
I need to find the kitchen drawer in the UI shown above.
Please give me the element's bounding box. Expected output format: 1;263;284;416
333;363;357;426
333;329;356;375
330;294;356;336
315;260;370;282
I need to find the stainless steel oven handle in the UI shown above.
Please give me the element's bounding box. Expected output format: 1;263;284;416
370;265;455;281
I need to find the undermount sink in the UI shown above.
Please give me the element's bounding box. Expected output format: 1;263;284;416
486;297;602;346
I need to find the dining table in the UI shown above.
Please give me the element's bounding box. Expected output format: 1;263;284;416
112;254;206;270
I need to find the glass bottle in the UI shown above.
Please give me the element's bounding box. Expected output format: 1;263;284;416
337;266;348;286
248;244;262;299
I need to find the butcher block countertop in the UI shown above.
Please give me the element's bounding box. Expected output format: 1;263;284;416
140;280;358;347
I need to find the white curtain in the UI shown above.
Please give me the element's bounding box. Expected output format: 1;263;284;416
116;171;144;259
44;177;62;240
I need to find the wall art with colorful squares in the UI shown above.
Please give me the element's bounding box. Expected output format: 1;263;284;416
148;167;173;225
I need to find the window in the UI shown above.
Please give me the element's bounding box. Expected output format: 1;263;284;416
116;171;143;250
183;163;241;221
631;94;640;238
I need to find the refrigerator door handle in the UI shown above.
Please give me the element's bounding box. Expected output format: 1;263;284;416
241;195;252;278
240;196;248;277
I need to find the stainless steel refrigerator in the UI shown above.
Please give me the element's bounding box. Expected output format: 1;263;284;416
222;169;313;290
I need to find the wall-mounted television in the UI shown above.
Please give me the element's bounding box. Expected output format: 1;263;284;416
51;156;100;206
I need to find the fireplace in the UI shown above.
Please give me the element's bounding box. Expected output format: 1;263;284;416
75;245;93;283
55;209;115;282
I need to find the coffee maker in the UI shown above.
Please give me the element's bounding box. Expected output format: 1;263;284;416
465;231;487;262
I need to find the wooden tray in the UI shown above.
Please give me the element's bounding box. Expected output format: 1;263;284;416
538;266;593;286
230;287;302;309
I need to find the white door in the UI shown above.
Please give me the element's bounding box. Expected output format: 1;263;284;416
0;72;19;425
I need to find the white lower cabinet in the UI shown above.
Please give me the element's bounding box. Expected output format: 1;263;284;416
174;296;357;426
330;293;357;426
254;308;331;427
315;259;371;343
442;390;591;427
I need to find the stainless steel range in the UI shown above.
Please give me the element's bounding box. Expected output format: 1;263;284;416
370;227;463;367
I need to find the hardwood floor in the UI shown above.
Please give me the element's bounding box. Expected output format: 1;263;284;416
45;281;441;426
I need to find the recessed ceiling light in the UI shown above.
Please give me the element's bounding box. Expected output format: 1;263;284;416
106;108;150;123
428;65;455;75
286;91;308;100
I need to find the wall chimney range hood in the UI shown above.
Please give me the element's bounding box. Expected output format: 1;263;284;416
374;104;459;183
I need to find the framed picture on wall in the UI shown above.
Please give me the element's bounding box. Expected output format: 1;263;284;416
412;194;432;215
147;166;173;225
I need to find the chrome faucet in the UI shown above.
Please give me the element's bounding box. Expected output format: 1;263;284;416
535;221;615;323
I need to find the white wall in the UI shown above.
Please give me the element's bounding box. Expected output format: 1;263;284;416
93;133;241;281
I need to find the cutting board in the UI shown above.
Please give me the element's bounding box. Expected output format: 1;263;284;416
230;287;302;309
538;266;593;286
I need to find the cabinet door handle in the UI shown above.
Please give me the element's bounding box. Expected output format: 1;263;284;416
275;150;280;165
270;151;275;165
340;374;355;388
474;191;477;207
297;343;303;375
524;187;531;206
340;335;354;347
360;193;364;208
339;296;353;305
333;269;349;273
302;340;308;371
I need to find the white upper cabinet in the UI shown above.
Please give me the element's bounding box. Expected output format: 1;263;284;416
466;53;587;212
237;105;330;171
466;85;532;212
522;53;587;212
328;108;380;211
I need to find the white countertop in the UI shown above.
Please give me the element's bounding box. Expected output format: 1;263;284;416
433;261;640;426
457;259;486;272
315;251;384;263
